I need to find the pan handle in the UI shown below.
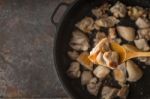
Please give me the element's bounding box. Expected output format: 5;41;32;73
51;2;69;27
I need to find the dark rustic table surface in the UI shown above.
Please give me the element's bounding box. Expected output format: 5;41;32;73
0;0;70;98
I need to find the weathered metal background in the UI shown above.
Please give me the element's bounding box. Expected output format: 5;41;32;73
0;0;69;98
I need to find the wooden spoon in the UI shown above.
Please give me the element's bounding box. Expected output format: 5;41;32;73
110;42;150;63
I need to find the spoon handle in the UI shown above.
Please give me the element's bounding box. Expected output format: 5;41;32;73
126;51;150;60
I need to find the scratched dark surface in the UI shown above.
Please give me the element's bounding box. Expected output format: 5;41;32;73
0;0;70;98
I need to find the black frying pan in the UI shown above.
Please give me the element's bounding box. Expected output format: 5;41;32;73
51;0;150;99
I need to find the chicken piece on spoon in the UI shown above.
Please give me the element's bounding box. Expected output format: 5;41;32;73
88;38;110;64
103;51;119;69
96;52;105;65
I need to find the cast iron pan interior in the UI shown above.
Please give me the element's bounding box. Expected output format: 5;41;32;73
54;0;150;98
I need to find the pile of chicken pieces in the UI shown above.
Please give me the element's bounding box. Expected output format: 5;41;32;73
67;1;150;99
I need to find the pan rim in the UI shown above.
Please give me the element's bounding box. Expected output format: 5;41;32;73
53;0;80;99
